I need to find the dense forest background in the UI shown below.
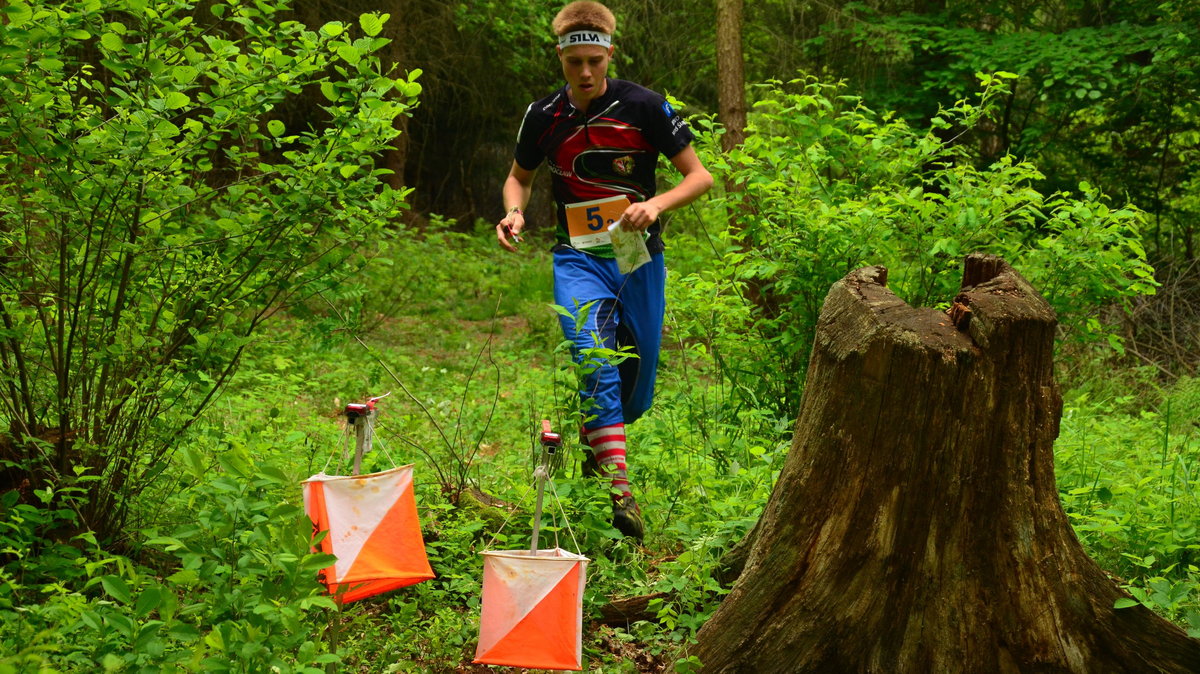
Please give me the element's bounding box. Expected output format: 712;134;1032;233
392;0;1198;261
2;0;1198;671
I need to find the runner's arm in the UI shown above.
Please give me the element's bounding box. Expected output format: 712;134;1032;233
498;161;535;252
621;146;712;231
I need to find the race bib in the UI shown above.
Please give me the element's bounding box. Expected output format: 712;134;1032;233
565;195;630;249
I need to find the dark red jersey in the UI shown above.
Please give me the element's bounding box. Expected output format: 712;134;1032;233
514;78;695;254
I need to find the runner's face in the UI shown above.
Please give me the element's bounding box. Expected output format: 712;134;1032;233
559;44;612;107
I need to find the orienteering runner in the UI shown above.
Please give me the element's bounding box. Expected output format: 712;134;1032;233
495;1;713;540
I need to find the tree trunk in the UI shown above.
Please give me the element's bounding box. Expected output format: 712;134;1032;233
693;255;1200;672
382;1;410;190
715;0;746;153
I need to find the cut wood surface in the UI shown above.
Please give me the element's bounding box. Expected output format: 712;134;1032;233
596;592;670;628
693;255;1200;673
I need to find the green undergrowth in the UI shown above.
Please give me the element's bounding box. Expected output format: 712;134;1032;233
5;221;1198;671
1057;375;1200;636
6;219;1198;672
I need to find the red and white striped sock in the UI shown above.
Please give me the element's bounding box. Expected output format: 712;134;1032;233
585;423;630;501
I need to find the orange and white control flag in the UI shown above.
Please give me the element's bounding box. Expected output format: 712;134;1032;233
474;548;589;671
303;465;434;603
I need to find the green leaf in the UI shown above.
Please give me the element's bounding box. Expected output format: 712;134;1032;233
2;3;32;26
339;164;358;178
259;464;290;484
204;626;225;650
144;536;184;548
168;623;201;642
172;65;199;84
267;119;286;137
101;32;124;52
164;91;190;109
299;595;339;611
135;587;162;617
301;553;338;574
337;43;361;64
155;119;181;138
134;621;164;651
180;447;206;478
167;569;199;585
1113;598;1139;609
359;13;383;37
158;586;179;622
101;575;132;604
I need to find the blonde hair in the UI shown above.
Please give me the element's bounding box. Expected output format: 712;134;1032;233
552;1;616;36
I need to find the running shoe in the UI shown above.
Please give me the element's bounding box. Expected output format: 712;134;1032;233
611;494;644;541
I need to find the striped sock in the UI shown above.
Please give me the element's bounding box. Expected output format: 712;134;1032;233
585;424;630;501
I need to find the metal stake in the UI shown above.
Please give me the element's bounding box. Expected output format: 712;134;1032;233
531;420;562;554
344;394;387;476
353;409;373;476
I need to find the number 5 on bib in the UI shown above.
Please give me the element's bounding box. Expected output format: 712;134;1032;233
564;195;630;249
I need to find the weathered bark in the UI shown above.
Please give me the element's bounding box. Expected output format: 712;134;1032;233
693;255;1200;672
715;0;753;255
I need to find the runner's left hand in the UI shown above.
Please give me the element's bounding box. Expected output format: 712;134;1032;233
620;201;662;231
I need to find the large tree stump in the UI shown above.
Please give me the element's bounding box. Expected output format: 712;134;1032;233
692;255;1200;672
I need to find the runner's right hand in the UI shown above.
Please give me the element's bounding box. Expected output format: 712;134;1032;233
497;212;525;252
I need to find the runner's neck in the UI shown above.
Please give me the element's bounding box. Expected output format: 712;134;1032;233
569;78;609;113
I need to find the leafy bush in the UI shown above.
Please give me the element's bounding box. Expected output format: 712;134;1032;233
1;447;339;672
0;0;418;538
814;1;1200;265
676;73;1156;420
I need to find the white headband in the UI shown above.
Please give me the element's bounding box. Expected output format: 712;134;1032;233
558;30;612;50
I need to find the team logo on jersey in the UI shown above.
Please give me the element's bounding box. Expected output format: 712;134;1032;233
612;155;635;176
662;101;676;118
